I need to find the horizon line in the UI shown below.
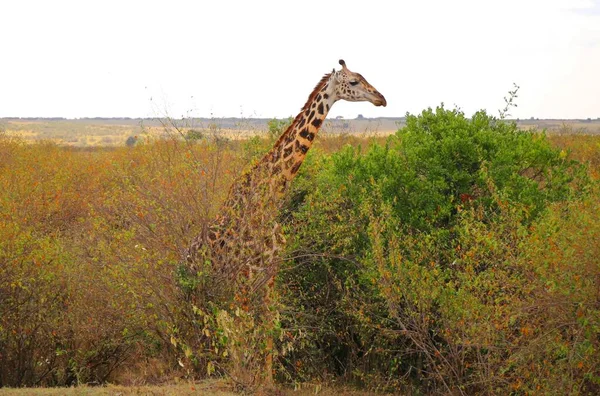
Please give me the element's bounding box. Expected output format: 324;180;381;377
2;116;600;122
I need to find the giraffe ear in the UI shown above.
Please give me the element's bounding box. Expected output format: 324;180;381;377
339;59;347;70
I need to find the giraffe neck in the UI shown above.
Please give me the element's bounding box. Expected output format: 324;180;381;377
212;73;336;230
263;73;336;184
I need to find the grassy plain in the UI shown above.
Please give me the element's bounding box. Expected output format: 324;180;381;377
2;117;600;147
0;117;401;147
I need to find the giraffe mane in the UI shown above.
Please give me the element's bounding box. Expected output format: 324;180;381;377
301;72;332;114
269;73;332;152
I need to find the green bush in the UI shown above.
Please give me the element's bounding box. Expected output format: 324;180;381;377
267;117;293;141
325;106;583;231
184;129;204;141
278;106;592;392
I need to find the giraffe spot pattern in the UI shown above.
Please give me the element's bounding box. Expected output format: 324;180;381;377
298;143;309;154
270;149;280;163
290;161;302;175
299;127;310;139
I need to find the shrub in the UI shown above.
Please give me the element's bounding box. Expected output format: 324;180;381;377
0;135;242;386
278;106;591;392
184;129;204;141
267;117;293;141
0;111;597;392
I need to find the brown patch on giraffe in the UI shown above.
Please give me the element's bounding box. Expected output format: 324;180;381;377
307;110;315;122
317;102;324;115
279;178;288;192
269;149;280;163
296;142;309;154
283;145;293;158
297;117;305;129
290;161;302;175
299;127;310;139
312;119;322;128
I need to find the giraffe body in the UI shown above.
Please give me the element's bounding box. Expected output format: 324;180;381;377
184;60;386;385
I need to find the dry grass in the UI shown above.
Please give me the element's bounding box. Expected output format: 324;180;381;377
0;118;400;147
3;117;599;149
0;380;234;395
517;118;600;134
0;381;393;395
0;118;600;147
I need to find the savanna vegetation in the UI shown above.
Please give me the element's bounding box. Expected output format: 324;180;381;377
1;106;599;394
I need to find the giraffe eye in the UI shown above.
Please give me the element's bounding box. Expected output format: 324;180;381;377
349;80;359;86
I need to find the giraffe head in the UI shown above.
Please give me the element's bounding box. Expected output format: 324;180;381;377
333;59;387;107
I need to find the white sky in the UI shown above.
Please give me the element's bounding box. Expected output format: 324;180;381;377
0;0;599;119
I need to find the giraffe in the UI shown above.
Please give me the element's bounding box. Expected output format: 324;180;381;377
185;59;386;385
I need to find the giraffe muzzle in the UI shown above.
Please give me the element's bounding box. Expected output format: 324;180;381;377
374;94;387;107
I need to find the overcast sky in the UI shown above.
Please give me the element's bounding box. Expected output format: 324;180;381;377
1;0;599;119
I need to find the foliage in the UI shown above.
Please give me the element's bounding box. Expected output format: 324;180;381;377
184;129;204;141
0;109;599;392
267;117;293;141
125;135;138;147
0;135;241;386
279;106;596;393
